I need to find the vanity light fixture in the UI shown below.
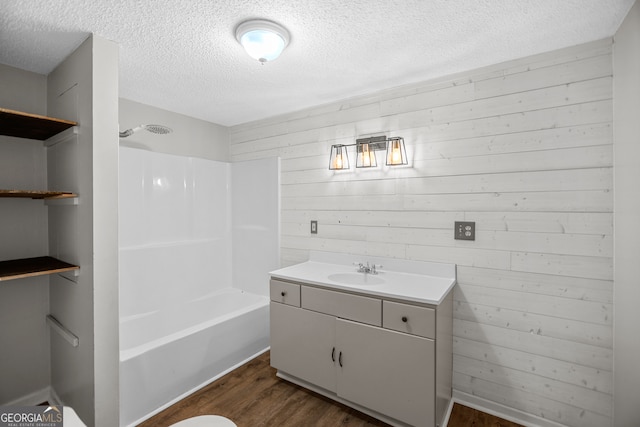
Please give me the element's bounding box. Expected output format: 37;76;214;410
329;144;350;170
235;19;290;63
386;137;408;166
356;136;385;168
356;142;377;168
329;135;407;170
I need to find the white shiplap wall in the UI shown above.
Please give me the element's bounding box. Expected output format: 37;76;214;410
229;39;613;427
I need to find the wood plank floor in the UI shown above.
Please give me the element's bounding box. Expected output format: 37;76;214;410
137;351;523;427
447;404;523;427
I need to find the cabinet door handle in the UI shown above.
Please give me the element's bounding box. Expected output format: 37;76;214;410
402;316;408;323
338;351;343;367
281;291;286;297
331;347;335;362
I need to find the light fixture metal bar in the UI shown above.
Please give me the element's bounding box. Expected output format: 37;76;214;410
356;135;387;151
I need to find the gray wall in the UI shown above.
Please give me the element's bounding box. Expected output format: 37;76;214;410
91;35;120;427
230;39;614;427
0;64;51;405
47;34;120;427
119;98;229;161
613;1;640;425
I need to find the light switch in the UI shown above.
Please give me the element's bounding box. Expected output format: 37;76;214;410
311;220;318;234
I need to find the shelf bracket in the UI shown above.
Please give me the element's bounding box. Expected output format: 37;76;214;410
45;197;79;206
57;269;80;283
44;126;78;147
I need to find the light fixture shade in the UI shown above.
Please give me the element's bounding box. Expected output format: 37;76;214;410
329;145;349;170
356;142;377;168
386;137;408;166
235;19;290;63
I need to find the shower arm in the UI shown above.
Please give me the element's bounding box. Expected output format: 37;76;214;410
119;126;144;138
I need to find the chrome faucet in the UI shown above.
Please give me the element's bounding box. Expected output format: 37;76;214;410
355;261;382;275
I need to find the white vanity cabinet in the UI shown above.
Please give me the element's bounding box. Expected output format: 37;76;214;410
270;277;453;427
270;301;337;392
335;317;435;426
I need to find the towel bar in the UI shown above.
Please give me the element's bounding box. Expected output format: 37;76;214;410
46;314;79;347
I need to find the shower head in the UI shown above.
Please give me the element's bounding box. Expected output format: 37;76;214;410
119;124;173;138
143;124;172;135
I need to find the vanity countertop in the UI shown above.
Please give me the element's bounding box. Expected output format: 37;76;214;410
270;251;456;306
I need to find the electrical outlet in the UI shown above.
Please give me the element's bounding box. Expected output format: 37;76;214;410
310;220;318;234
455;221;475;240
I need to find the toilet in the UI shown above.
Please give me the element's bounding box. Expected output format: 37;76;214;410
169;415;237;427
63;407;86;426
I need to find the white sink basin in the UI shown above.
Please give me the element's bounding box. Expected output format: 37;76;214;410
327;272;385;286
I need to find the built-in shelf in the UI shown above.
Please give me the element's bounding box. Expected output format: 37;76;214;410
0;190;78;200
0;108;80;283
0;107;77;141
0;256;80;282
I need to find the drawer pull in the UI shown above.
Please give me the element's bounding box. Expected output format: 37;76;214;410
281;291;286;297
402;316;408;323
339;351;343;367
331;347;335;362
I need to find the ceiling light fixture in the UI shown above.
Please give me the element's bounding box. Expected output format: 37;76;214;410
235;19;290;63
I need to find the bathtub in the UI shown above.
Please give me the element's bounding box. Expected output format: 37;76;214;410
119;288;270;427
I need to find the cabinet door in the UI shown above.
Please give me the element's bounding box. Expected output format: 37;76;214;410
270;302;337;392
336;319;435;427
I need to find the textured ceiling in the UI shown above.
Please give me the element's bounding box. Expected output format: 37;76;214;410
0;0;635;126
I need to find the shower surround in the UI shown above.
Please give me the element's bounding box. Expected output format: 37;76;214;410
118;147;279;426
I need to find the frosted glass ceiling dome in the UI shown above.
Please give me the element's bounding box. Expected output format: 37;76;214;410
235;19;290;63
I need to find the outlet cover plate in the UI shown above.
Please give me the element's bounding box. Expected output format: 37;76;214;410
455;221;475;240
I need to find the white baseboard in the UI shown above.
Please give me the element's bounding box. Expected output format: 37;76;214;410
1;386;52;407
48;387;63;406
441;398;455;427
451;390;567;427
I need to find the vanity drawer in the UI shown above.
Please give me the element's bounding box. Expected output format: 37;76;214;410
383;301;435;339
302;286;381;326
270;279;301;307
